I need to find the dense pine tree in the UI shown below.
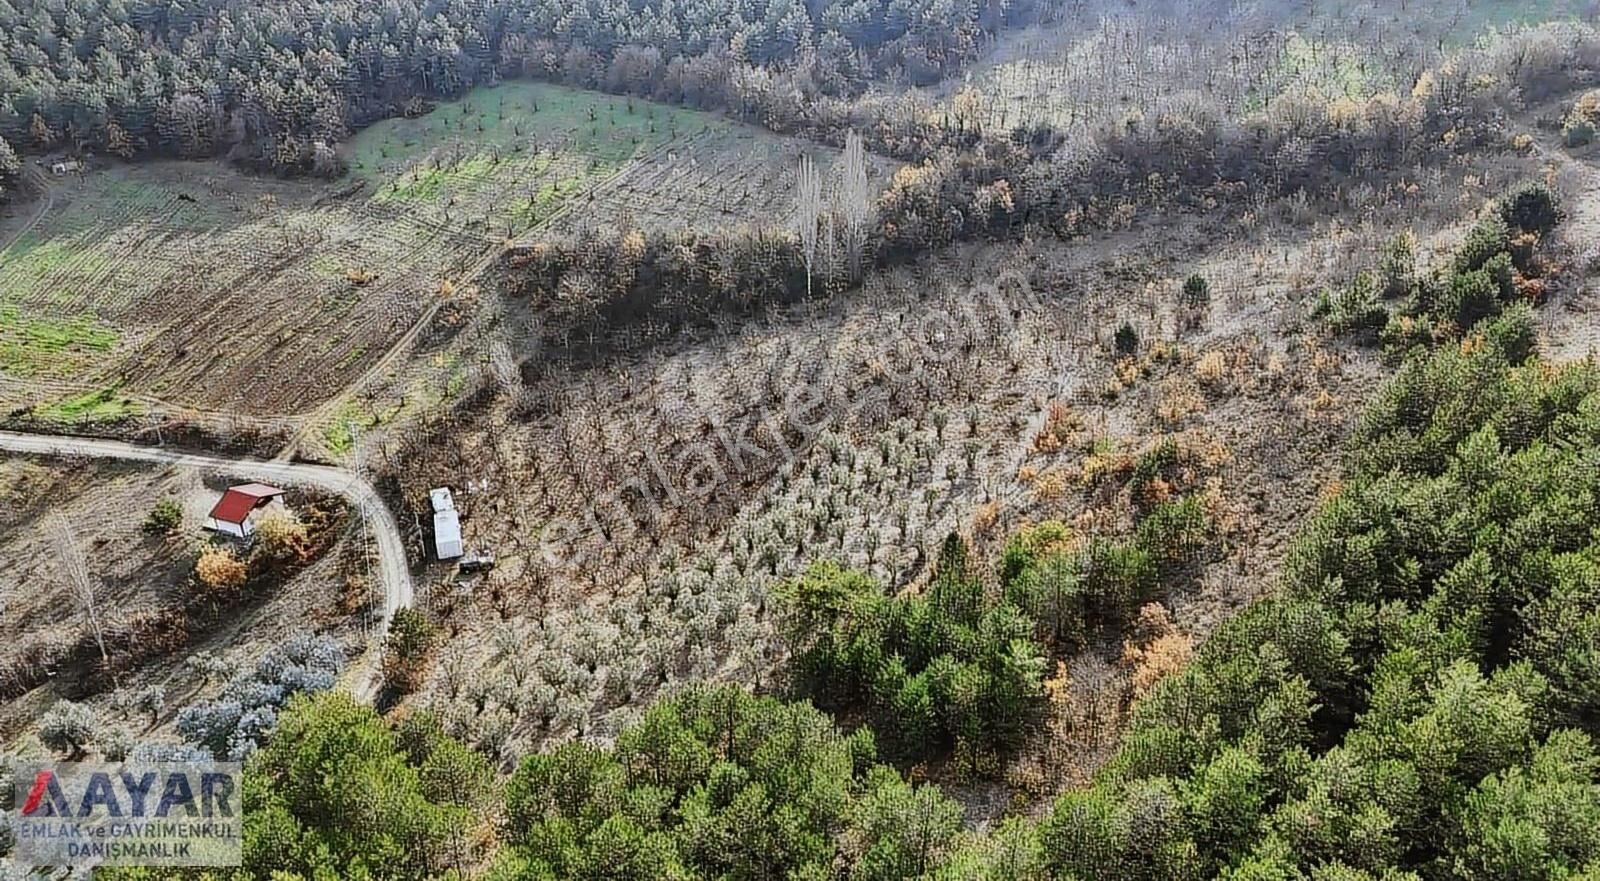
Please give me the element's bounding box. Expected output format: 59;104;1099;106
0;0;1046;174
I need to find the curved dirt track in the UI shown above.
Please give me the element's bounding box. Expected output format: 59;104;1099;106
0;429;412;698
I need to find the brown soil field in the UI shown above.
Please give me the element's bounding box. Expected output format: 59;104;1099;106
0;82;874;424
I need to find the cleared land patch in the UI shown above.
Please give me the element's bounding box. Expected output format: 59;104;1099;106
348;82;719;237
0;82;850;421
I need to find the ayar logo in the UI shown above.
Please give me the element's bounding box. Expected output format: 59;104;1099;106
20;767;235;818
10;762;242;868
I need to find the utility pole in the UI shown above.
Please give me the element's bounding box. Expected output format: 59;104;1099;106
349;420;378;639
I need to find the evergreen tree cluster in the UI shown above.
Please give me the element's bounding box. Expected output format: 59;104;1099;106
0;0;1046;174
496;685;961;880
779;539;1048;768
243;694;492;879
775;473;1209;772
1319;182;1562;356
1025;314;1600;880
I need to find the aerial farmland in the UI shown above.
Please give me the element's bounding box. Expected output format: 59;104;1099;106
0;82;855;422
5;0;1600;877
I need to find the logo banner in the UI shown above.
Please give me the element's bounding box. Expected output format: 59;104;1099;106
8;761;242;867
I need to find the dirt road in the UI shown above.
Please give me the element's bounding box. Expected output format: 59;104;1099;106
0;429;413;697
0;168;54;254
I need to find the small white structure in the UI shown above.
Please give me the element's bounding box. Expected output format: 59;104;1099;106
205;483;286;539
50;160;82;175
430;487;455;513
431;486;463;560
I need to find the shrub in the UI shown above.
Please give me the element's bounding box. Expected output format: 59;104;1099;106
1563;115;1594;147
1378;230;1418;299
113;684;167;726
37;700;98;758
1122;604;1194;697
1440;267;1501;331
195;544;248;593
254;509;312;562
382;607;439;695
142;499;182;535
999;520;1074;584
1454;211;1510;275
1497;180;1563;236
1081;539;1159;624
1113;322;1140;356
1477;302;1538;366
175;632;344;759
1130;436;1182;498
128;743;214;762
1181;274;1211;310
1318;273;1389;333
1134;495;1209;572
96;726;135;761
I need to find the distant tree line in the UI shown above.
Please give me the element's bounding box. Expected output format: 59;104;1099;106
0;0;1049;179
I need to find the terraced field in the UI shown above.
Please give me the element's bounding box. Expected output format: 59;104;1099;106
0;82;856;421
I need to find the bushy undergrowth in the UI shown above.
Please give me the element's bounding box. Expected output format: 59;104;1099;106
779;539;1047;769
173;632;346;761
1320;182;1561;356
776;470;1210;774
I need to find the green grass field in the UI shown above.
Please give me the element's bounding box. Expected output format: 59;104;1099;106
0;81;816;419
0;304;120;377
348;82;711;181
31;385;143;424
345;81;725;236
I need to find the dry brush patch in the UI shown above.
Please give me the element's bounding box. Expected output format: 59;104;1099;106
931;0;1590;137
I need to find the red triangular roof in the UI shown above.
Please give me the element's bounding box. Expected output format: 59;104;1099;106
208;485;281;524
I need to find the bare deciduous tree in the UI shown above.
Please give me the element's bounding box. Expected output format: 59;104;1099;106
49;514;111;672
795;155;823;297
839;131;872;281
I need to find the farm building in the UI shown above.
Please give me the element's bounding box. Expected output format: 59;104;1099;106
432;487;463;559
50;159;82;175
205;483;286;538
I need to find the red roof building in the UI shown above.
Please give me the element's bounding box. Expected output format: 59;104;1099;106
205;483;286;538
